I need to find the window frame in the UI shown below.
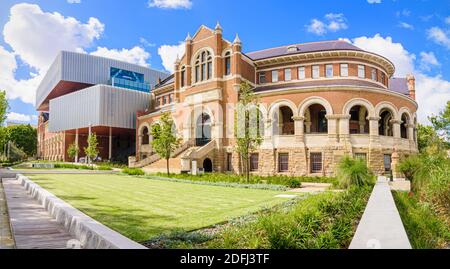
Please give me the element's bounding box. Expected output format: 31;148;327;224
358;65;365;79
325;64;333;78
259;72;266;84
272;70;279;82
278;153;289;172
340;63;349;77
250;153;259;172
224;52;231;76
298;66;305;80
312;65;320;79
310;152;323;173
226;153;232;171
371;69;377;81
284;68;292;81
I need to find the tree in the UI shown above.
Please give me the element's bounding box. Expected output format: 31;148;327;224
67;143;80;162
417;124;440;152
0;90;9;126
150;112;180;176
234;81;263;182
6;124;37;156
429;100;450;142
84;133;99;164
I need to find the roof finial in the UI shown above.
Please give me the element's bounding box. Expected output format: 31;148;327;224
233;33;241;45
185;32;192;42
175;54;180;64
215;21;222;34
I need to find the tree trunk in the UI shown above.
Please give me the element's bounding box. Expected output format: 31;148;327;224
166;158;170;177
246;156;250;182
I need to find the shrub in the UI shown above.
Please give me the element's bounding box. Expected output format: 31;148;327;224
393;191;449;248
54;163;93;170
337;156;375;189
97;165;113;171
397;155;422;183
123;167;145;176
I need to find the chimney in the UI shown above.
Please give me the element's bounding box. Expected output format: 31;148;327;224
406;74;416;100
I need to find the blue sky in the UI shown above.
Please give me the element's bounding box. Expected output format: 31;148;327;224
0;0;449;125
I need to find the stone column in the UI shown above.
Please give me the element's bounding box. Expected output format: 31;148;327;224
338;115;351;142
305;121;311;133
138;134;143;160
391;119;401;138
368;116;384;175
391;151;404;181
406;124;414;141
325;115;339;143
368;117;381;140
292;116;305;143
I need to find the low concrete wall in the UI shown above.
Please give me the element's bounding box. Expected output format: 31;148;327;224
349;177;412;249
16;174;146;249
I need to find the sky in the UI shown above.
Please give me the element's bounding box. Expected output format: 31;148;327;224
0;0;449;125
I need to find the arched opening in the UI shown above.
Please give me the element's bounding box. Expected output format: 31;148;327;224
203;158;213;172
279;106;294;135
142;127;149;145
304;104;328;133
194;50;213;83
413;117;417;142
379;109;394;136
196;113;211;146
401;113;410;139
349;105;369;134
224;51;231;76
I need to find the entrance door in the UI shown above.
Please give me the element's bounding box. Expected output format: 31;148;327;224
196;113;211;146
203;158;213;172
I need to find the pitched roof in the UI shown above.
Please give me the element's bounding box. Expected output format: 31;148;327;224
246;40;363;60
389;78;409;96
154;74;174;89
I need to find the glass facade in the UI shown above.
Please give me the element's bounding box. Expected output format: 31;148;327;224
110;67;151;92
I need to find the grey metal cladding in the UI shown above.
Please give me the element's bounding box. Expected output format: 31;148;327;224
49;85;149;132
36;51;168;108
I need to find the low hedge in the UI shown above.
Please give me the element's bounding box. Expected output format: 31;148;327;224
122;167;145;176
156;172;338;189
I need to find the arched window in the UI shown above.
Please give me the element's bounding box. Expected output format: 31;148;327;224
142;127;149;145
195;50;213;83
401;113;410;139
224;51;231;76
180;66;186;87
304;104;328;134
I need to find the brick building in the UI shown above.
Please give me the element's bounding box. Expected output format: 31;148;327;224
132;24;417;177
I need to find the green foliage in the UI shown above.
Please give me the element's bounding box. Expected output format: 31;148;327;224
54;163;93;170
234;81;263;181
150;112;181;176
97;165;113;171
67;143;79;160
203;186;372;249
0;90;9;126
122;167;145;176
417;124;448;152
397;155;422;183
156;172;338;189
429;100;450;142
84;132;99;162
393;192;449;249
5;124;37;156
337;156;375;188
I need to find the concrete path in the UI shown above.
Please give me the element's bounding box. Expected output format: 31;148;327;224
349;177;412;249
1;176;77;249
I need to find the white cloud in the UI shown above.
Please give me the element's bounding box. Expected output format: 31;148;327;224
3;3;104;71
349;34;450;124
148;0;192;9
7;112;35;123
445;16;450;25
67;0;81;3
419;51;440;71
139;37;155;47
398;22;414;30
157;42;185;73
427;27;450;49
90;46;150;67
307;13;348;35
367;0;381;4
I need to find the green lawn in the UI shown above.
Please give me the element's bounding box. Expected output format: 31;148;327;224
28;174;289;242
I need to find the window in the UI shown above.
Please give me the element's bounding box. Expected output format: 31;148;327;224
358;65;365;78
226;153;232;171
180;66;186;87
250;154;259;171
312;65;320;79
310;152;322;173
224;52;231;76
259;72;266;84
326;64;333;78
354;153;367;162
194;50;213;83
169;94;173;103
278;153;289;172
384;154;392;172
371;69;377;81
381;73;386;84
285;69;291;81
272;70;279;82
340;64;348;77
156;98;161;107
162;96;167;105
298;67;305;80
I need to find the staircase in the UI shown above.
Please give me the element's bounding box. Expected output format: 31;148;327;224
132;140;193;168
